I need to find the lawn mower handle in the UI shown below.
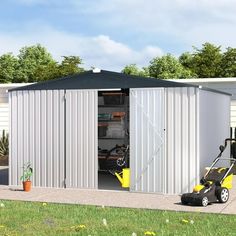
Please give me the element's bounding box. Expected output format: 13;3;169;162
224;138;236;146
214;138;236;158
203;139;236;180
218;139;236;153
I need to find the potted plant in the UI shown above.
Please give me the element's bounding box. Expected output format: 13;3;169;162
20;162;33;192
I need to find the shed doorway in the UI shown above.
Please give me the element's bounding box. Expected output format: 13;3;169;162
98;89;130;191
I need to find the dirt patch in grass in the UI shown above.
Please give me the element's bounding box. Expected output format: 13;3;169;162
0;156;8;166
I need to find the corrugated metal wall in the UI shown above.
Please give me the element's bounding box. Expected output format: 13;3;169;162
130;87;199;194
165;87;199;194
130;88;165;193
169;79;236;127
9;90;65;188
65;90;98;189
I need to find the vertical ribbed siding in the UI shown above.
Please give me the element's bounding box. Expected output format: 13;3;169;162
66;90;98;189
165;87;199;194
9;90;65;188
130;88;165;193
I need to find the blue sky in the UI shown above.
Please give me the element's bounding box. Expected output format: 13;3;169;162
0;0;235;71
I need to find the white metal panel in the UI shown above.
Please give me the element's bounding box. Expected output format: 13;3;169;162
230;100;236;128
199;90;230;176
9;90;65;188
165;87;199;194
66;90;98;189
169;79;235;127
130;88;165;193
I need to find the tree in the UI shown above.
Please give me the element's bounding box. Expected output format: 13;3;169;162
0;53;18;83
33;62;60;81
9;44;85;83
58;56;84;77
220;47;236;77
14;44;56;82
148;54;193;79
179;52;194;70
190;43;222;78
122;64;149;77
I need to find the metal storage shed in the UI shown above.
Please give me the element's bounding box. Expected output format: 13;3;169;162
9;70;230;194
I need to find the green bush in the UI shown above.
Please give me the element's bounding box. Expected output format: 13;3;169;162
0;129;9;159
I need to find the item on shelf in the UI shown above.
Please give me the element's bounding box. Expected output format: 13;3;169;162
107;129;125;138
98;123;108;137
102;92;125;105
108;121;125;127
98;113;112;121
112;112;126;120
106;121;125;138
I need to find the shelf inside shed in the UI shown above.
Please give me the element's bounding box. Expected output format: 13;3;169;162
98;89;130;191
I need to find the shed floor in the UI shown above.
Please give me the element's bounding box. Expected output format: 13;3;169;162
98;172;128;191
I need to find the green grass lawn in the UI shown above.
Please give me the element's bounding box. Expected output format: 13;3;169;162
0;200;235;236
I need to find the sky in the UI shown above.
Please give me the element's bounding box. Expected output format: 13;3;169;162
0;0;235;71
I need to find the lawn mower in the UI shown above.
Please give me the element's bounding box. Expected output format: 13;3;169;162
98;144;129;174
181;138;236;207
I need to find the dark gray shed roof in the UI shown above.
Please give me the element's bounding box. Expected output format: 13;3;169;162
10;70;197;91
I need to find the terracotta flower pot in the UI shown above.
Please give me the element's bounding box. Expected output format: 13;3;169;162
23;180;32;192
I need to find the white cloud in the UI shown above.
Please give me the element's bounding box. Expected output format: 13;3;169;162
0;27;163;71
2;0;235;67
71;0;236;49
